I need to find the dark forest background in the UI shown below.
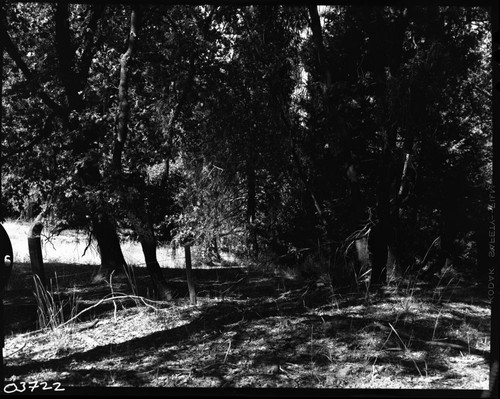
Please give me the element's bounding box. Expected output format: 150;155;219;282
1;3;492;293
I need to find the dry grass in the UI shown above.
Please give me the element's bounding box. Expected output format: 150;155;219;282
1;220;492;391
3;220;102;266
3;267;491;390
2;219;239;271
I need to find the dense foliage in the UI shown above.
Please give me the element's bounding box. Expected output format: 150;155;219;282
1;4;491;288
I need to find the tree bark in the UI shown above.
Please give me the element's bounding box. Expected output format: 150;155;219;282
369;128;396;288
391;128;416;274
55;3;82;111
91;214;127;279
128;211;172;300
246;154;259;257
140;237;172;300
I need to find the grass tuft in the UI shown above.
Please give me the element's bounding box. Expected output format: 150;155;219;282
32;274;79;331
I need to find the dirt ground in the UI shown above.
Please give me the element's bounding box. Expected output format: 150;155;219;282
2;262;492;394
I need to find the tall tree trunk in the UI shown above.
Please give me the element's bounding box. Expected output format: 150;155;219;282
369;128;396;288
391;118;417;275
246;154;258;257
308;5;363;232
111;6;172;299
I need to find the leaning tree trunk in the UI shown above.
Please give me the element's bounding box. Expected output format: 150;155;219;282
140;237;172;300
131;214;172;300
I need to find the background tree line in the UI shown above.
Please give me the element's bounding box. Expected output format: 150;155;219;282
0;3;492;297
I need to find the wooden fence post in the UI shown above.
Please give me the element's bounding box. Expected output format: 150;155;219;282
184;245;196;305
28;220;46;288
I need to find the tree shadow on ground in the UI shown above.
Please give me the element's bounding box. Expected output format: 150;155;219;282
4;264;491;389
4;264;307;335
6;278;490;384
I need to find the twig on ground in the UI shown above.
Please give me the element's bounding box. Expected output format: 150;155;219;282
5;342;27;357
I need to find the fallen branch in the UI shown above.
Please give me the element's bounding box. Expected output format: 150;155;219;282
56;293;171;329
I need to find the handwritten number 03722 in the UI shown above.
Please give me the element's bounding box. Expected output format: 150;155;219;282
3;381;65;393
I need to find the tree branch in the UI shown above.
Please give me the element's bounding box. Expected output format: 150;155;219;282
113;5;140;172
0;22;67;118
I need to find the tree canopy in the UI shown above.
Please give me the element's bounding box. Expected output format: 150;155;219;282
1;4;492;289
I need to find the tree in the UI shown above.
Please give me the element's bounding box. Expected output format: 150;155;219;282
1;3;130;278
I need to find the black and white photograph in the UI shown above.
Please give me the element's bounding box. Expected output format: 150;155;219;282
0;1;497;395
